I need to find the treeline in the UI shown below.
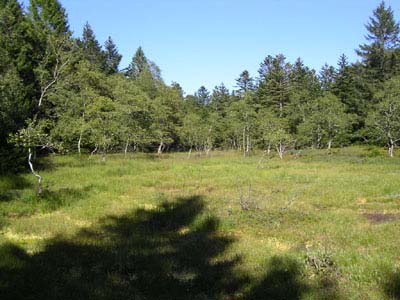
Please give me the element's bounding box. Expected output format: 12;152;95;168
1;0;400;174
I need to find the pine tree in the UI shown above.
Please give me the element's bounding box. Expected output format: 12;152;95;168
287;58;321;133
126;47;149;79
195;86;211;106
257;54;291;117
210;83;230;111
319;64;336;92
357;1;400;81
28;0;69;36
332;54;364;115
103;36;122;75
235;70;254;94
79;22;106;70
0;0;37;171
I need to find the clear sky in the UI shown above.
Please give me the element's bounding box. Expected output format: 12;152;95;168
22;0;400;94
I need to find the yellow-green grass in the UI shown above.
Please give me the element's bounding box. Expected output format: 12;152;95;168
0;147;399;299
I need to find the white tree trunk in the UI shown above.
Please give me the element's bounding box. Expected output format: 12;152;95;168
187;147;192;159
88;144;98;160
28;148;43;194
327;140;332;150
246;132;250;155
124;139;129;158
157;141;164;155
277;142;284;159
78;132;82;159
389;140;394;158
243;127;246;156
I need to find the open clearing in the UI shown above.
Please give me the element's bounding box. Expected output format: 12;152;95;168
1;147;400;299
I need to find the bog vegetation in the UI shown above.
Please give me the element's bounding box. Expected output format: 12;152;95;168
1;0;400;299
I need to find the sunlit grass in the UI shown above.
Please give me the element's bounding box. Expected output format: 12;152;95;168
1;146;400;299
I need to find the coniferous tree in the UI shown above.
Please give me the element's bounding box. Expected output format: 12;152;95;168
257;54;291;117
79;22;106;70
287;58;321;133
126;47;149;79
319;64;336;92
0;0;35;155
235;70;254;95
356;1;400;81
103;36;122;75
210;83;230;112
333;54;363;114
195;86;211;106
28;0;69;36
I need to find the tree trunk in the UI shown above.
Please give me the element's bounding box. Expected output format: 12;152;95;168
89;144;98;160
124;139;129;158
277;142;284;159
78;131;82;159
389;140;394;158
157;141;164;155
243;127;246;157
28;148;43;195
327;140;332;150
187;147;192;159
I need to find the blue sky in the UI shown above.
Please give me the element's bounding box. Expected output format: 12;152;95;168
22;0;400;94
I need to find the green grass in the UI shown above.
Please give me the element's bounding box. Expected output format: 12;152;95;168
1;147;400;299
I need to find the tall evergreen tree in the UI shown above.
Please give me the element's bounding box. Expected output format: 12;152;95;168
79;22;105;70
257;54;291;117
356;1;400;81
126;47;149;80
287;58;321;133
195;86;211;106
333;54;363;115
103;36;122;75
28;0;69;36
210;83;230;111
319;63;336;92
235;70;254;94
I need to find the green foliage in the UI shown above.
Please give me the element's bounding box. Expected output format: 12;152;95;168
366;76;400;155
297;94;353;149
28;0;69;36
103;36;122;75
1;0;400;175
78;22;106;70
235;70;254;94
357;1;400;82
126;46;150;80
257;54;291;116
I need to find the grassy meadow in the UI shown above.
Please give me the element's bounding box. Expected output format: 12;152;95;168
0;147;400;299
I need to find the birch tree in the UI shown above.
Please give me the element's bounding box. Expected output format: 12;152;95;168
297;94;352;150
367;76;400;157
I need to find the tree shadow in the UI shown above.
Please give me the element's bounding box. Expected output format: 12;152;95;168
0;196;249;300
245;256;341;300
383;270;400;299
0;175;32;202
0;195;343;300
247;256;308;300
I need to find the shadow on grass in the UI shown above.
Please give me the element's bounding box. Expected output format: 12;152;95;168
0;195;341;300
0;175;32;202
0;186;94;222
246;256;341;300
0;196;248;300
383;270;400;299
